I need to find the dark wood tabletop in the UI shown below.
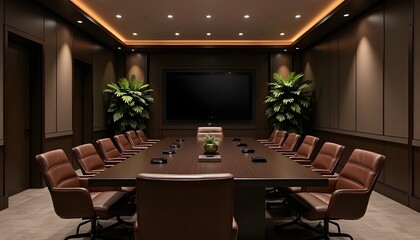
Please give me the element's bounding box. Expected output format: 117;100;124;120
89;137;327;188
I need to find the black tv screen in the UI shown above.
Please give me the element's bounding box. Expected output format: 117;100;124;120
163;70;255;123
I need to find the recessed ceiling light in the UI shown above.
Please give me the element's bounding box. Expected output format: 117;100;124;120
116;15;122;19
206;15;212;19
131;49;135;52
167;15;173;19
77;20;83;24
244;15;250;19
296;47;300;50
343;13;350;17
117;47;121;50
175;32;180;36
284;49;288;52
238;33;243;36
295;15;301;19
206;33;211;36
132;32;138;36
280;32;285;36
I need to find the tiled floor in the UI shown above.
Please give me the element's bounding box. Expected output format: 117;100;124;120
0;188;420;239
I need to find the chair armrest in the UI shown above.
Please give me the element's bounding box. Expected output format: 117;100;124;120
293;159;312;165
132;146;148;150
107;157;126;162
146;139;160;142
50;187;95;218
328;189;371;219
79;176;120;192
121;152;136;157
289;155;310;160
281;151;296;156
302;178;338;193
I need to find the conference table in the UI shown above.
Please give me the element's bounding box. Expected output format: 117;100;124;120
89;137;327;240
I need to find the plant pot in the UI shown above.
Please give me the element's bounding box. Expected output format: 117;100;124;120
203;143;218;154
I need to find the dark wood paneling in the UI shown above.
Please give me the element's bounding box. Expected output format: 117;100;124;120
0;146;5;210
5;0;44;40
413;147;420;198
338;22;357;131
414;0;420;140
384;142;409;192
312;38;330;128
148;52;270;139
356;4;384;135
384;0;409;138
329;33;340;129
73;32;94;64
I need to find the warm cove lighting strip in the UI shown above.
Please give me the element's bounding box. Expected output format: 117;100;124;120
71;0;345;46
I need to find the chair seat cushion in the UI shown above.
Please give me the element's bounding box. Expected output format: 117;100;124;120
291;192;331;220
91;191;126;217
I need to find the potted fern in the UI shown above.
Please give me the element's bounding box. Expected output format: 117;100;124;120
264;72;312;134
104;74;154;134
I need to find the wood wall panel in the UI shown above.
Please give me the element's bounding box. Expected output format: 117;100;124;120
0;0;4;142
271;53;291;77
147;52;270;139
383;0;409;138
329;33;340;129
384;142;409;193
414;0;420;141
93;46;117;132
73;32;94;64
44;136;74;167
126;53;147;81
5;0;44;40
312;39;331;128
44;13;57;135
356;5;384;135
56;21;73;133
338;23;357;131
414;147;420;198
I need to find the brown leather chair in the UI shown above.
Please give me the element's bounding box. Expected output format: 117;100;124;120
134;173;238;240
262;130;287;146
277;149;385;239
269;133;301;152
96;138;132;163
126;130;153;148
136;129;160;143
197;126;224;138
35;149;129;239
72;143;115;175
114;134;147;153
282;135;319;160
281;142;345;195
257;129;278;142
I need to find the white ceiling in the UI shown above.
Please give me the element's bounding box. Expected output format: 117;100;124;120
70;0;346;46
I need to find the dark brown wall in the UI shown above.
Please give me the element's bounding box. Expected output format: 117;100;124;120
304;0;417;209
145;51;275;138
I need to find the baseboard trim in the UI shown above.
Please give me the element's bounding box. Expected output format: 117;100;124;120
0;195;8;210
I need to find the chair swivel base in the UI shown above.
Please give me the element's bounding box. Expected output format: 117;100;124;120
65;217;133;240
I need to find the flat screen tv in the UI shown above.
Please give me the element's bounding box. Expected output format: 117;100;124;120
163;70;255;124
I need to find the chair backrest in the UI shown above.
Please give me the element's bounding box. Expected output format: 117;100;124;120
126;130;143;146
267;130;279;142
72;143;106;175
136;129;149;142
36;149;80;189
311;142;344;174
197;126;224;138
114;134;135;152
280;133;301;151
294;135;319;159
331;149;385;219
96;138;124;161
136;173;234;240
272;130;287;145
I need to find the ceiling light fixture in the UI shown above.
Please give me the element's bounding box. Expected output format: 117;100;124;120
116;14;122;19
131;49;135;51
206;33;211;36
175;32;180;36
284;49;288;52
77;20;83;24
295;15;301;19
133;32;138;36
206;15;212;19
239;33;243;36
167;15;173;19
117;47;121;50
343;13;350;17
280;32;285;36
296;47;300;50
244;15;250;19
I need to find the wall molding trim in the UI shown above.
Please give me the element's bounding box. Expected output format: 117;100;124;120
313;127;408;144
45;131;73;139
